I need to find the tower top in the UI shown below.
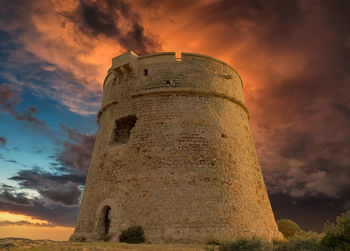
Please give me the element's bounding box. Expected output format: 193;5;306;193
108;51;243;87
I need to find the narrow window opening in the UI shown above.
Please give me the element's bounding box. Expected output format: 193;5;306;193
104;206;111;234
112;77;117;86
166;80;171;85
144;68;148;76
114;115;137;144
175;51;182;61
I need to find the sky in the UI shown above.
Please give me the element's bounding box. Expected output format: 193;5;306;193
0;0;349;241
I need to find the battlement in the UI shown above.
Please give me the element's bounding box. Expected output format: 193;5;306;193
103;51;243;89
99;51;248;124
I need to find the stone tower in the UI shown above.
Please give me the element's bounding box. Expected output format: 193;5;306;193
70;51;283;243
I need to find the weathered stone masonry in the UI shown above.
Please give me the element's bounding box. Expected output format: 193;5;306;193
70;51;283;243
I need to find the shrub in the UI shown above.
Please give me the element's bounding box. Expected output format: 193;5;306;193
277;219;302;239
219;238;272;251
321;210;350;251
274;237;321;251
295;231;323;241
118;226;145;244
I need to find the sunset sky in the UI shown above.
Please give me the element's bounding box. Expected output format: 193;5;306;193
0;0;349;241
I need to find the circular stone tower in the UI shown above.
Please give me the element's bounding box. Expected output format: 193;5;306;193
70;51;283;243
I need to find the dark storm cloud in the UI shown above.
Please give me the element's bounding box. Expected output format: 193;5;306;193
0;190;79;227
0;124;94;225
10;168;84;206
0;185;31;205
197;0;300;27
2;125;94;208
194;0;350;95
270;189;350;231
56;124;95;172
195;0;350;45
65;0;161;54
260;99;350;196
186;0;350;230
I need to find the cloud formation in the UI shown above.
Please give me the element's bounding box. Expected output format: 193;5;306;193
0;186;31;206
65;0;161;55
56;125;95;172
10;169;82;206
0;124;94;225
0;220;54;227
0;193;79;227
0;2;103;116
0;0;161;116
0;84;46;127
7;124;95;207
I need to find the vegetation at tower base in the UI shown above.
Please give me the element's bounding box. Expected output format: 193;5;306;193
70;51;283;243
277;219;302;239
205;234;320;251
118;226;145;244
273;237;321;251
321;210;350;250
204;210;350;251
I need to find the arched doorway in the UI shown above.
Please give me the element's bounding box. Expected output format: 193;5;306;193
96;203;115;239
104;206;111;234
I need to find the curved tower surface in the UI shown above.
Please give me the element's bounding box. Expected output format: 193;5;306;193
71;51;283;243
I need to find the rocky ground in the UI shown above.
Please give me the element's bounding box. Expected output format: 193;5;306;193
0;238;211;251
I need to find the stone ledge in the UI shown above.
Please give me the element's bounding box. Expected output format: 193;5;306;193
131;88;249;119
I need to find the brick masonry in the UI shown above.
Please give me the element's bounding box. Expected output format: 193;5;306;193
70;51;283;243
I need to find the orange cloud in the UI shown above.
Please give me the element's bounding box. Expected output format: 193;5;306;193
0;225;73;241
0;211;73;240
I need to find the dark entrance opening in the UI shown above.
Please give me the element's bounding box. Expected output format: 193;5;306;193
104;206;111;234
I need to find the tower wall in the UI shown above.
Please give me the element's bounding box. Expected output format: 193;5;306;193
71;51;283;243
